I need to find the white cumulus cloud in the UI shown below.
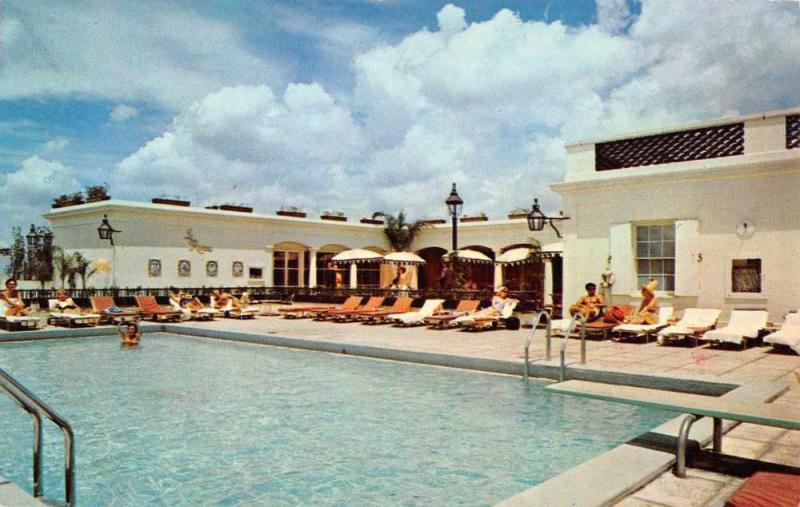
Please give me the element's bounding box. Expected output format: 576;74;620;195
109;1;800;222
110;104;140;122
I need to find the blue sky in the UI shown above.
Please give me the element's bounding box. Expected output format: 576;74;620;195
0;0;798;243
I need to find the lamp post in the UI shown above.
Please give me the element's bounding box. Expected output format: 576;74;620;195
445;183;463;251
97;215;121;287
526;198;569;239
25;224;38;280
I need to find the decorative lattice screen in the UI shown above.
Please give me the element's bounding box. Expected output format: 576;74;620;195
787;115;800;150
595;123;744;171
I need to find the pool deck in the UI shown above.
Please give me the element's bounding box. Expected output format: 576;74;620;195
1;314;799;506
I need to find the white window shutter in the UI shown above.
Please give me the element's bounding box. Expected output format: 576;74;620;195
609;223;633;295
674;220;700;296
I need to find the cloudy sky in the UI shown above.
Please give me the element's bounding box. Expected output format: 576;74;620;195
1;0;799;242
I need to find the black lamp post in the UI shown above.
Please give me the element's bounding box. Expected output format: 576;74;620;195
445;183;463;251
97;215;120;246
526;198;569;239
25;224;38;280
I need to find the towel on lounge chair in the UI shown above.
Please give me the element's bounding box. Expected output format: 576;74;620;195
764;313;800;353
456;300;519;329
700;310;768;346
0;301;40;330
657;308;721;344
424;300;481;328
47;299;101;327
391;299;445;326
613;306;674;340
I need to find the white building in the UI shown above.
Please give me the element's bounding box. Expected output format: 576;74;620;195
553;107;800;318
43;199;563;303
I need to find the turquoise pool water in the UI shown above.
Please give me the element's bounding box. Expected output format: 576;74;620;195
1;333;671;505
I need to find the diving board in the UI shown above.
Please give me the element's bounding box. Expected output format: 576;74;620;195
546;380;800;477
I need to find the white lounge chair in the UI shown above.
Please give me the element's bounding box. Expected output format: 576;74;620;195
764;313;800;354
456;300;519;330
216;300;259;319
47;299;101;327
699;310;769;348
657;308;721;345
390;299;444;326
169;299;217;321
613;306;674;342
0;301;41;330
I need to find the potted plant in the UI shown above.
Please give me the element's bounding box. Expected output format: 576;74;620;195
85;184;110;203
52;192;85;208
276;205;306;218
360;215;384;225
320;210;347;222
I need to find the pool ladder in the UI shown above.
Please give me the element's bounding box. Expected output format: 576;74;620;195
0;367;75;506
523;311;587;382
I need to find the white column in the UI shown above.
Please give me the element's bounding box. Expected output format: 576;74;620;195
308;248;318;288
264;245;274;287
350;263;358;289
297;250;305;287
493;248;503;289
544;260;553;306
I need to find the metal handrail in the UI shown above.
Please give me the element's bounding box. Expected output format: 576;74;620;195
0;367;75;506
559;313;587;382
523;311;554;381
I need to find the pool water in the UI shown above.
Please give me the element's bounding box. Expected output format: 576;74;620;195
0;334;671;505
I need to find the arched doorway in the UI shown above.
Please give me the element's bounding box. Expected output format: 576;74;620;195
461;245;495;290
417;247;447;289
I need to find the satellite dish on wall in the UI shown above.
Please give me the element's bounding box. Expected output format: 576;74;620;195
736;221;755;239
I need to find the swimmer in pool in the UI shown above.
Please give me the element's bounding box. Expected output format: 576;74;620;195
117;322;140;347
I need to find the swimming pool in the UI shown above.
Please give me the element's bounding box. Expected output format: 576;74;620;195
0;333;672;505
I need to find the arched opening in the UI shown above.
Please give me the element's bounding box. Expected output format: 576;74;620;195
272;241;311;287
418;247;447;290
315;244;350;288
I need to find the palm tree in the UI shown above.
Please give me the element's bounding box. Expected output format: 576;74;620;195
371;211;428;251
52;246;77;288
72;252;97;289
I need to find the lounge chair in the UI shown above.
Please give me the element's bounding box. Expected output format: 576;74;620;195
329;296;385;322
358;297;414;324
423;300;481;329
168;298;217;321
279;296;360;319
612;306;674;342
457;300;519;330
311;296;365;320
214;300;259;319
764;313;800;354
657;308;721;346
47;299;101;327
135;296;183;322
0;301;40;331
390;299;445;326
90;296;140;324
699;310;769;348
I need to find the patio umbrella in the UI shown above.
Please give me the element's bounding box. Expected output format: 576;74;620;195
330;248;383;264
496;244;564;265
442;249;493;264
382;251;426;265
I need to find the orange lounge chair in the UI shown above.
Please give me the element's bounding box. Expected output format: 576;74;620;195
359;297;414;324
311;296;364;320
278;296;360;318
135;296;183;322
725;471;800;506
423;300;481;329
330;296;386;322
90;296;140;324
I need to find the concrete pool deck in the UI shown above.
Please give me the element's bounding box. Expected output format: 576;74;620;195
1;315;798;506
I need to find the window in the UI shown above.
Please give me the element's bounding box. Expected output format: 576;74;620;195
272;251;301;286
249;267;263;279
635;224;675;291
730;258;762;295
316;252;349;288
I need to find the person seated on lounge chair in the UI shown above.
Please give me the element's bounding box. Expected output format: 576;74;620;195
170;288;204;311
211;289;238;309
117;322;140;348
568;282;605;322
1;279;29;316
52;289;81;314
473;286;517;318
624;279;659;325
